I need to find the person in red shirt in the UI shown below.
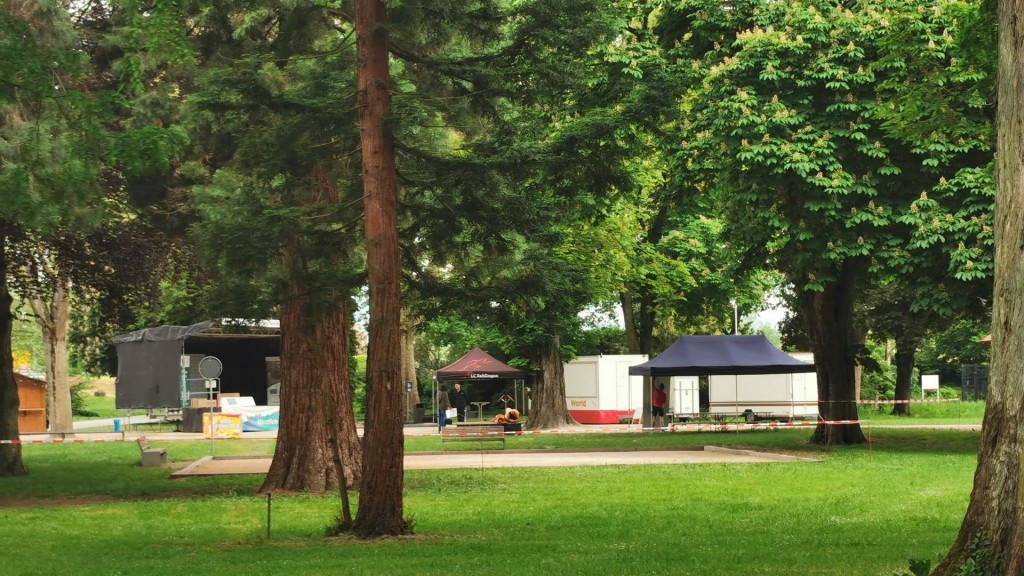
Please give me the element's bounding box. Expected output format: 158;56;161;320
652;383;668;428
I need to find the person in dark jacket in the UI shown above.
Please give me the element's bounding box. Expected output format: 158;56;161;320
451;382;470;422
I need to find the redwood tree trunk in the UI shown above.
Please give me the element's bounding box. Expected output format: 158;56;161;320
796;265;867;445
933;2;1024;571
261;275;338;493
525;334;576;430
0;231;27;477
353;0;407;538
319;303;362;490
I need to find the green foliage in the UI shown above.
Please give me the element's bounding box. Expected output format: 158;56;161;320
661;0;994;329
955;531;1001;576
10;301;44;373
888;557;933;576
351;354;367;416
70;380;99;417
916;319;990;385
564;325;628;356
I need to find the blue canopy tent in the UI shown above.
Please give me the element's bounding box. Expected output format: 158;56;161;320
629;335;816;427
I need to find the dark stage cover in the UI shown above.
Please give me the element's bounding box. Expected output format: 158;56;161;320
628;335;815;377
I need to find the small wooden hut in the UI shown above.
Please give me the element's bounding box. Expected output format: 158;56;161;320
15;373;47;433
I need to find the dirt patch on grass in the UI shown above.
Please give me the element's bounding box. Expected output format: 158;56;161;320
173;447;819;478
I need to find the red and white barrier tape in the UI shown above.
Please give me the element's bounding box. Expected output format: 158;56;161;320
857;398;959;405
0;437;131;445
437;419;862;437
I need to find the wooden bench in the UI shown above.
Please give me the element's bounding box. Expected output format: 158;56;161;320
136;437;167;467
441;423;506;450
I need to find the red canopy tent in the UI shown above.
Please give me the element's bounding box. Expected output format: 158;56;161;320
432;347;527;420
434;346;526;380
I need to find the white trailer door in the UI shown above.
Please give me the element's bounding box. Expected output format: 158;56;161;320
670;376;699;417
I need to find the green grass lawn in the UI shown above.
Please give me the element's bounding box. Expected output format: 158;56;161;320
0;428;976;575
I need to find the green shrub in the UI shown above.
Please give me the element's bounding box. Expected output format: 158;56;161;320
71;380;99;417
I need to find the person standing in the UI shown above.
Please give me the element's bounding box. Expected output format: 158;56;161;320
437;385;452;432
652;382;668;429
451;382;470;422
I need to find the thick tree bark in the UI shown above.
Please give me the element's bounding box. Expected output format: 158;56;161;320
320;301;360;527
891;337;920;417
0;232;27;477
525;334;576;430
353;0;407;538
933;2;1024;571
796;264;867;445
620;290;641;354
261;276;338;493
29;278;73;434
319;303;362;489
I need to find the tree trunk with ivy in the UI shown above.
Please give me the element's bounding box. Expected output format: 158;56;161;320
933;1;1024;571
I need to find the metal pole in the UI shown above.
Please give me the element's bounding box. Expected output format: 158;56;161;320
730;299;738;335
266;492;272;539
209;379;216;457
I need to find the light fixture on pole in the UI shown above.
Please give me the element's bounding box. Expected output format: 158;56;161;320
729;299;738;335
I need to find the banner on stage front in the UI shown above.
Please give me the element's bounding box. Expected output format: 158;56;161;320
203;413;243;439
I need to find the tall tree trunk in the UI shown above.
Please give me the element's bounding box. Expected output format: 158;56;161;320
320;300;360;529
891;335;920;417
620;287;657;356
399;309;420;418
29;278;73;434
261;274;338;493
638;295;655;356
796;264;867;445
525;333;576;430
933;2;1024;571
0;231;27;477
353;0;407;538
319;301;362;490
620;290;641;354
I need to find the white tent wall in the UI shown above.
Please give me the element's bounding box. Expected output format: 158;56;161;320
708;352;818;420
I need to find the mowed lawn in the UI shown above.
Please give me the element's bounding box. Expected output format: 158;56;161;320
0;428;978;576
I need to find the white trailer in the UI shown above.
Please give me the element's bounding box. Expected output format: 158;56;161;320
708;352;818;422
564;354;648;424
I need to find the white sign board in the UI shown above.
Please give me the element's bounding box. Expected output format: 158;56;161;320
921;375;940;391
220;396;257;409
